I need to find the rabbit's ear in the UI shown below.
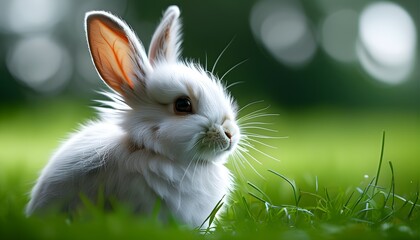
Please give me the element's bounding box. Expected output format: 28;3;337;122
148;6;181;65
85;11;152;95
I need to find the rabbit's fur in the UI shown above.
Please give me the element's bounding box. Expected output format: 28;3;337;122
26;6;241;228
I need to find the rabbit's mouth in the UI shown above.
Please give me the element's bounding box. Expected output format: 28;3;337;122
198;125;237;157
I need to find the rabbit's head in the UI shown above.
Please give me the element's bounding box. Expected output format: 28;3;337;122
85;6;240;164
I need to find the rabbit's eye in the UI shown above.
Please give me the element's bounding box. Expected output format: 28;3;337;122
174;97;193;114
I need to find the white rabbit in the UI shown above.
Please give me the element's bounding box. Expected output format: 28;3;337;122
26;6;241;228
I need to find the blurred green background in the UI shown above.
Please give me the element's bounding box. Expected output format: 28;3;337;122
0;0;419;204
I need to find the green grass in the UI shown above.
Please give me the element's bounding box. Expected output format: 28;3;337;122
217;133;419;239
0;99;419;239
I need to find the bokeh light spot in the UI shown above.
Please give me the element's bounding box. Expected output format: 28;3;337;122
321;9;359;63
6;0;68;34
250;0;317;67
7;36;72;93
357;2;417;84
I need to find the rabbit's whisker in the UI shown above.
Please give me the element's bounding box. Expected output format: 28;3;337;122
211;38;235;75
221;59;248;81
234;146;265;180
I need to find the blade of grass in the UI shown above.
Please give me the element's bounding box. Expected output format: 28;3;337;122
151;198;162;220
342;191;355;214
324;188;331;205
407;185;419;220
247;181;272;203
241;196;255;221
268;169;299;207
384;161;395;210
350;178;376;214
248;192;268;205
374;131;386;191
300;191;326;201
198;195;225;231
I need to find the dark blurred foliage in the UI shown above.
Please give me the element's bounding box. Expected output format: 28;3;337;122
0;0;418;110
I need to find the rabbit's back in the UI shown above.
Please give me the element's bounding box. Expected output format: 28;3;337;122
25;121;149;214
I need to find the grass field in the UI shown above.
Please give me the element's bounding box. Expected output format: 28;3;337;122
0;99;419;239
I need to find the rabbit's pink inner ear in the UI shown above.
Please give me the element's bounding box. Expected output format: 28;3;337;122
149;25;172;64
148;6;181;65
87;17;135;93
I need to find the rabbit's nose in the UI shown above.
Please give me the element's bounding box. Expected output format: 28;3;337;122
224;131;232;140
222;119;238;140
